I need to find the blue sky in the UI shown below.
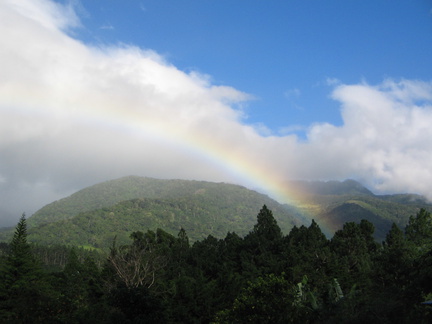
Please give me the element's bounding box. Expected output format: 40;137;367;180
74;0;432;135
1;0;432;226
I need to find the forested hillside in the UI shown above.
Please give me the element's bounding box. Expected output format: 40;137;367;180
26;195;300;248
1;207;432;323
287;179;432;240
28;176;266;227
1;177;431;246
0;177;303;247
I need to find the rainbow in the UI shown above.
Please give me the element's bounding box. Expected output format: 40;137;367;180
2;88;337;236
87;107;337;236
0;26;335;234
2;1;346;238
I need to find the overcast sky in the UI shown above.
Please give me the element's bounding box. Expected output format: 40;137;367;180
1;0;432;227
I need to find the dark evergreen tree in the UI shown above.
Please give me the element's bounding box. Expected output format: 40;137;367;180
282;220;330;288
365;223;418;322
1;205;431;323
242;205;284;276
329;220;378;292
215;274;316;324
250;205;282;241
380;222;415;284
0;214;58;323
406;208;432;249
108;284;167;323
53;248;107;323
177;227;190;251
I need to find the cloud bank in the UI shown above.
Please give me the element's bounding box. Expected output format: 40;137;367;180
1;0;432;226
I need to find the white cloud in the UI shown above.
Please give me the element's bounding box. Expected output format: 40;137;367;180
0;0;261;224
100;24;114;30
251;123;274;136
284;88;301;99
1;0;432;226
278;124;306;136
3;0;80;32
139;3;147;12
325;77;341;86
306;80;432;194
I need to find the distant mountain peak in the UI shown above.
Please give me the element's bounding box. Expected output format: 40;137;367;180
289;179;373;196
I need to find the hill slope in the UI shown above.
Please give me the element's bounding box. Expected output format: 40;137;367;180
28;176;243;227
1;176;302;247
26;195;300;248
288;180;432;240
2;177;431;246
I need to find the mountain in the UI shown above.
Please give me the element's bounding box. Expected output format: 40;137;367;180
1;177;431;247
287;179;432;240
27;176;241;227
290;179;374;196
0;176;303;248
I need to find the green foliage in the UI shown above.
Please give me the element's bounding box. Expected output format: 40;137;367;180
0;215;59;323
2;177;432;247
291;180;432;241
26;176;299;228
329;220;378;291
2;203;432;323
52;249;107;323
107;229;171;289
250;205;283;241
282;220;331;288
321;202;394;241
379;223;415;284
215;274;317;324
406;208;432;249
22;192;298;249
107;284;168;323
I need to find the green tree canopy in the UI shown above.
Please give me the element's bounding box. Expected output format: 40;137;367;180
405;208;432;249
250;205;282;241
0;215;58;322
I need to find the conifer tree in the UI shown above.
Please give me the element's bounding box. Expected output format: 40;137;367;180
0;214;58;322
242;205;283;276
250;205;282;242
282;220;330;287
405;208;432;249
329;220;377;290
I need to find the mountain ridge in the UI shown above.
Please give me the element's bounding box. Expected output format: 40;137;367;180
285;179;431;240
27;176;253;228
1;176;431;246
287;179;374;196
0;176;303;247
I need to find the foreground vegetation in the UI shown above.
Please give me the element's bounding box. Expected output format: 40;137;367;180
1;206;432;323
